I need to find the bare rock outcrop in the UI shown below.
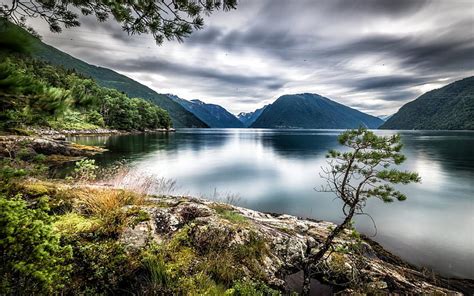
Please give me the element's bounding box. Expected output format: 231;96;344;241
119;196;469;294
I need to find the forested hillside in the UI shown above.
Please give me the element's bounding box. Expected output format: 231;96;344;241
380;77;474;130
251;93;383;129
0;25;171;132
0;22;207;128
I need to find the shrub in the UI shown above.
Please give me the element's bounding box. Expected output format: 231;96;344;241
0;194;72;294
71;158;98;181
67;240;135;294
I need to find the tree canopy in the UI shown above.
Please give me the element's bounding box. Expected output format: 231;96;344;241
0;0;237;44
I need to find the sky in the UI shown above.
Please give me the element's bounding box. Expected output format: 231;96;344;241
32;0;474;116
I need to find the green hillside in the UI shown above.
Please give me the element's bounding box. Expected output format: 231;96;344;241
251;93;383;129
380;77;474;130
25;29;207;128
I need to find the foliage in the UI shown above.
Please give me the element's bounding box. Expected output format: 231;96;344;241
66;239;135;294
1;0;237;44
0;194;72;294
0;54;172;131
321;127;421;205
212;204;248;224
71;158;98;181
302;128;420;295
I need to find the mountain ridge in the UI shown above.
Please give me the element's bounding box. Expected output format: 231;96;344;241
380;77;474;130
28;32;207;128
251;93;383;129
167;95;243;128
238;105;269;127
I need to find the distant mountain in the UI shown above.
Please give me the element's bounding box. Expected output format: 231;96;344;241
167;95;244;128
238;105;268;127
26;29;207;128
251;93;384;129
378;115;393;121
380;77;474;130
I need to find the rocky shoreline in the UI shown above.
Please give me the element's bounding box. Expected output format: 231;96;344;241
28;127;176;138
3;132;473;294
116;194;474;295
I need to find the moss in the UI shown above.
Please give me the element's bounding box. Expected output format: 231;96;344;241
53;213;102;236
179;273;227;295
226;280;281;296
21;182;50;196
126;207;151;227
45;154;83;164
69;142;106;153
277;226;296;235
211;204;248;225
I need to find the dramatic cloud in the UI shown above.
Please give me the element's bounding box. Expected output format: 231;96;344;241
31;0;474;115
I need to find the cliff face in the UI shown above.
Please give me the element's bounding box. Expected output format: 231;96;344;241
119;195;468;294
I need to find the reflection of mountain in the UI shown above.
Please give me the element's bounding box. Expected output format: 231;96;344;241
261;133;338;158
401;132;474;174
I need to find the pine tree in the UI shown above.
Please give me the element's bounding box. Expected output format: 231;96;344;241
302;127;421;295
1;0;237;44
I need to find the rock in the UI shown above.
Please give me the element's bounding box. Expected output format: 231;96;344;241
0;135;106;161
117;196;464;294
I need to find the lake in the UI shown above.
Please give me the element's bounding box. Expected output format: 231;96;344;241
67;129;474;279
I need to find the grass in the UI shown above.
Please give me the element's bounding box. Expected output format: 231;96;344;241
211;204;248;224
76;188;143;218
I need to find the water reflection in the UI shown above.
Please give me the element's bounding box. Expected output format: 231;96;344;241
70;129;474;279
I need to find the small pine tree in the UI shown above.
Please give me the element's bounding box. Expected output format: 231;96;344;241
302;127;421;295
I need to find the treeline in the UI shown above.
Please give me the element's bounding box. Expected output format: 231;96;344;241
0;55;172;131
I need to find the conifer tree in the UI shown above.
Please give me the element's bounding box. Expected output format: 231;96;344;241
302;127;421;295
0;0;237;44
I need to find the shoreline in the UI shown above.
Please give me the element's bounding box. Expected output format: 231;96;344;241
29;127;176;138
2;133;473;294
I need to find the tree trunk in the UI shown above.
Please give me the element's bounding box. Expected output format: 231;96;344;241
301;205;356;295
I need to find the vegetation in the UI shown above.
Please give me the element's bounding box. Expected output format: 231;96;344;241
0;145;278;294
0;195;72;294
0;54;172;131
302;128;420;295
1;0;237;44
380;76;474;130
0;20;208;128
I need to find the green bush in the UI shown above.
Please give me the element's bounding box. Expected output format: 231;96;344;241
71;158;98;181
0;195;72;294
67;240;135;294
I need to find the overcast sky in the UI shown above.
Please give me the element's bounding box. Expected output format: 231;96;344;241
33;0;474;116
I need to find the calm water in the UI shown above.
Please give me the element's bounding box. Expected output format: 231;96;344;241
69;129;474;279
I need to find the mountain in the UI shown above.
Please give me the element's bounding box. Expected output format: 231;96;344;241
250;93;383;129
380;77;474;130
237;105;268;127
167;95;243;128
378;114;393;121
20;28;207;128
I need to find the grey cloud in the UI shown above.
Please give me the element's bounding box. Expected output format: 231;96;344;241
352;76;429;92
36;0;474;114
